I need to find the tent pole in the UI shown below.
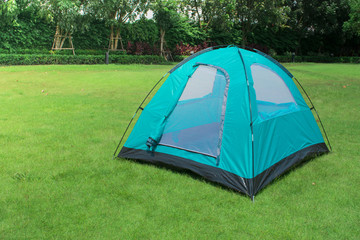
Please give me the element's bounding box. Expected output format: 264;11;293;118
113;72;169;157
237;48;255;197
293;77;332;151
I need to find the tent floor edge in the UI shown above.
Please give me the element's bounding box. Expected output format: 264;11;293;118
118;147;251;197
251;142;329;195
117;142;328;198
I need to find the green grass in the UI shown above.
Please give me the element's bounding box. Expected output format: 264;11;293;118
0;63;359;239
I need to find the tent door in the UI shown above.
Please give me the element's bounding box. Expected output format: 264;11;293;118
158;63;229;158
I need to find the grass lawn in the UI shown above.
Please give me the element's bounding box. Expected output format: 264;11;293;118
0;63;359;239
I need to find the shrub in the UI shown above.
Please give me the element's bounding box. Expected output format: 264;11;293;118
174;42;208;56
173;55;188;62
126;41;159;55
0;54;166;65
274;55;360;63
0;49;128;56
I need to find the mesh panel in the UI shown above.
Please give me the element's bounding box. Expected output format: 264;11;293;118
251;63;298;120
159;65;227;157
179;66;217;101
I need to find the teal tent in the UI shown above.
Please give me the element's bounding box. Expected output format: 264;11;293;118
114;45;330;199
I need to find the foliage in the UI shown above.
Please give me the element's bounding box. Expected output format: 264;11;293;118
230;0;290;46
153;0;207;57
41;0;86;33
87;0;150;28
0;0;360;56
180;0;233;30
153;0;178;33
250;27;299;55
166;17;206;48
274;55;360;63
343;0;360;36
126;41;160;55
122;18;159;45
0;0;53;51
0;49;127;55
71;19;110;50
174;41;210;55
287;0;351;55
0;54;166;65
0;0;18;28
153;0;180;56
86;0;151;50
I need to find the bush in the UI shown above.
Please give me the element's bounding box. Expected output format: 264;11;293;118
110;55;166;64
174;42;210;56
173;55;188;62
0;54;166;65
274;55;360;63
0;49;128;56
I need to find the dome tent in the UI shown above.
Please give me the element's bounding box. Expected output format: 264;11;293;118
114;45;330;199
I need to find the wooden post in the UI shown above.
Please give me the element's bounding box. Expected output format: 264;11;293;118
108;26;125;52
51;26;75;55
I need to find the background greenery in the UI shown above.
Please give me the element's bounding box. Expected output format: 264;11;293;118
0;64;359;239
0;0;359;57
0;54;167;65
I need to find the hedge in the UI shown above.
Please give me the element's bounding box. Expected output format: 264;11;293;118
1;53;359;65
176;55;360;63
274;55;360;63
0;49;128;56
0;54;166;65
175;55;360;63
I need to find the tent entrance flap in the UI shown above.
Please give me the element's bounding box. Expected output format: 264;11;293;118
159;64;229;157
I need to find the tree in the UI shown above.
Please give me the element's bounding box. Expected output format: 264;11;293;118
0;0;53;50
153;0;180;58
287;0;351;55
123;18;159;45
179;0;235;45
344;0;360;36
0;0;18;28
230;0;290;46
87;0;150;51
41;0;86;54
180;0;233;30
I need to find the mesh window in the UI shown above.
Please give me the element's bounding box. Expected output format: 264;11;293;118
159;65;227;157
251;63;298;120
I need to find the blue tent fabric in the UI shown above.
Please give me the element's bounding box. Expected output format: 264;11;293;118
117;45;329;198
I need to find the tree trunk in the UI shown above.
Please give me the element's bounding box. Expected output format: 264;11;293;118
119;31;124;50
108;25;114;50
59;31;68;49
52;25;75;55
160;28;166;59
108;26;124;51
114;28;119;50
52;25;61;49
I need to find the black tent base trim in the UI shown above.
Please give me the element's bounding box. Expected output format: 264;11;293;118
118;143;329;198
252;142;329;196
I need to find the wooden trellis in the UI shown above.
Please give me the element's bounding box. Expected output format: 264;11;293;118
160;38;173;61
51;26;75;55
108;27;126;52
